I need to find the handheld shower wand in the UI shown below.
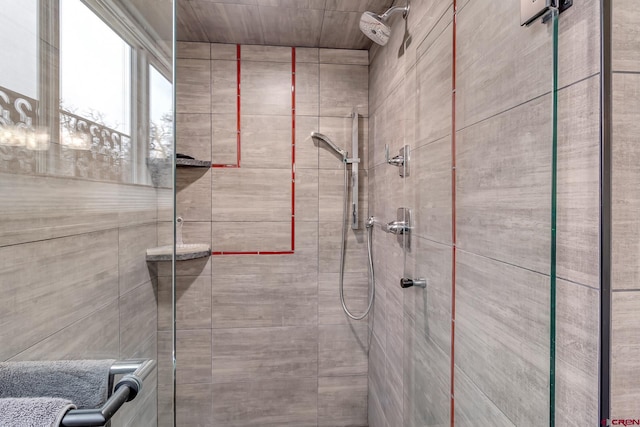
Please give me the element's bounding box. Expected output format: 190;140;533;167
311;132;348;159
311;130;375;320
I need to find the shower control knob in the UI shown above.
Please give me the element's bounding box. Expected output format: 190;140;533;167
400;278;427;289
400;278;413;288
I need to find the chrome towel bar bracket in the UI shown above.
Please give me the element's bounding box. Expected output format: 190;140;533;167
60;359;155;427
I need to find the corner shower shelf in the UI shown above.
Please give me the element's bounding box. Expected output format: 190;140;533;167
146;243;211;262
176;158;210;168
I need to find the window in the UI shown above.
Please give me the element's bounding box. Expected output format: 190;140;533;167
60;0;131;135
59;0;133;180
149;64;173;159
0;0;42;151
1;0;172;181
0;0;38;100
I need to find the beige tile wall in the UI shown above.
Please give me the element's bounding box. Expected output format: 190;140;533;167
0;173;164;427
368;1;601;426
611;0;640;418
172;42;370;426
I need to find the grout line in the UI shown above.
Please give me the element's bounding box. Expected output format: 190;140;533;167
7;298;118;361
316;50;321;427
117;225;122;359
409;234;596;292
211;251;294;256
237;44;241;168
611;70;640;75
455;367;518;426
450;3;457;425
455;72;600;134
555;276;600;291
370;71;597;168
0;226;129;249
256;5;266;46
317;8;326;50
456;248;553;278
549;15;560;425
414;4;455;65
292;47;296;252
209;220;310;223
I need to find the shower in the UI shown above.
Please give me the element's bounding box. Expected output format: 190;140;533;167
311;132;348;159
359;2;410;46
311;131;376;320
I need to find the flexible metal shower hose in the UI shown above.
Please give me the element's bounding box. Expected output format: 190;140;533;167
339;160;375;320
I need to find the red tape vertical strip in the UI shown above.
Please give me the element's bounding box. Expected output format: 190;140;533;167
237;44;241;168
450;3;457;427
291;47;296;252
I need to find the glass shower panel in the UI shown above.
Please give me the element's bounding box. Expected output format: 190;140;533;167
402;3;557;426
0;0;175;425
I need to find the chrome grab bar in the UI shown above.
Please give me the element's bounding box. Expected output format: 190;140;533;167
60;359;156;427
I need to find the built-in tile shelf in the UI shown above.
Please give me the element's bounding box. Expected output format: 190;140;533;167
146;243;211;262
176;158;210;168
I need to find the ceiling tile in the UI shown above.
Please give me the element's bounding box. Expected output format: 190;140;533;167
324;0;392;13
199;0;258;4
320;10;371;49
189;1;265;44
259;6;324;47
177;1;209;41
176;0;388;48
255;0;326;9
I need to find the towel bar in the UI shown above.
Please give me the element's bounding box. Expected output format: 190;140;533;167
60;359;156;427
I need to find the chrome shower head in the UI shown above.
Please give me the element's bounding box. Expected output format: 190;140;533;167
359;12;391;46
359;3;410;46
311;132;347;159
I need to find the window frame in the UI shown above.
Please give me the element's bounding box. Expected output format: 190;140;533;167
37;0;172;183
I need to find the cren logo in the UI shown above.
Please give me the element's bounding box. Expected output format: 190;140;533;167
602;419;640;426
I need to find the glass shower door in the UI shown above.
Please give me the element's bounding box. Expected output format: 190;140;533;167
0;0;175;425
402;3;559;425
